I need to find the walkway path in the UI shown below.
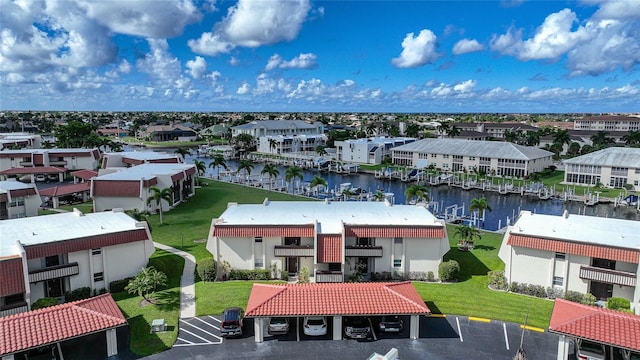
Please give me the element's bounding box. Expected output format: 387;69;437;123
153;242;196;319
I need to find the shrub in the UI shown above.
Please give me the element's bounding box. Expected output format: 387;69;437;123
228;269;270;281
64;287;91;302
582;293;596;306
409;271;427;281
438;260;460;282
488;271;507;290
607;297;630;311
31;297;59;310
546;287;564;299
297;267;310;283
197;258;217;282
427;271;436;282
109;277;134;293
564;290;585;303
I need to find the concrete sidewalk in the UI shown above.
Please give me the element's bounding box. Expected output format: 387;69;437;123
153;242;196;319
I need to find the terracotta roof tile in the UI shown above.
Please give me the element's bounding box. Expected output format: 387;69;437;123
245;282;430;317
70;169;98;180
212;225;315;237
345;226;445;238
39;182;90;197
0;294;126;355
549;299;640;351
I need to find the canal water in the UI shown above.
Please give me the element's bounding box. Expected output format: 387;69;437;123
185;154;640;231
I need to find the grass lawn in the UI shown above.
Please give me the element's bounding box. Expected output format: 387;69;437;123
112;249;184;356
195;280;285;316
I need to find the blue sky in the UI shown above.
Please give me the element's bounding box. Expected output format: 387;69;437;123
1;0;639;113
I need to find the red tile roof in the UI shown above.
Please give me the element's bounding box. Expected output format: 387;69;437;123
245;282;430;317
212;225;315;237
345;226;445;238
70;169;98;180
549;299;640;351
92;180;141;197
0;294;126;355
0;257;26;297
507;235;640;264
317;234;342;263
39;182;91;197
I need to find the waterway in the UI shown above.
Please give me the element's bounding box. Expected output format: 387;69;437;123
183;154;640;231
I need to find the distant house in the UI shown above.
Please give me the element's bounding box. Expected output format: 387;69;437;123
141;124;198;142
0;148;100;173
0;209;154;317
91;163;196;212
335;137;415;165
562;147;640;190
573;115;640;132
0;180;40;220
232;120;324;139
101;151;182;169
0;133;43;150
257;134;327;155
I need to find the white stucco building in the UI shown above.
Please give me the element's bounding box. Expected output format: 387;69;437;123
498;211;640;314
391;138;554;177
0;148;100;172
0;209;154;317
207;200;449;283
0;180;40;220
562;147;640;190
335;137;415;165
101;151;183;168
232;120;324;139
257;134;327;155
573;115;640;131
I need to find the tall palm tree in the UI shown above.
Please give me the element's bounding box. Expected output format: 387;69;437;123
622;130;640;145
448;125;461;138
309;175;327;195
454;224;481;251
437;122;451;138
404;184;429;204
128;208;152;233
193;159;206;185
174;147;190;161
590;131;614;150
260;163;280;190
372;191;386;202
268;138;278;154
315;145;328;157
285;166;303;194
469;197;492;228
238;159;254;184
147;186;173;225
209;154;228;180
552;129;571;147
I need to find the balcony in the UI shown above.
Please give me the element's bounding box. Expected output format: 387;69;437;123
579;266;637;287
19;161;32;166
345;246;383;257
49;160;68;166
316;271;343;283
274;246;314;257
29;262;79;283
0;302;28;317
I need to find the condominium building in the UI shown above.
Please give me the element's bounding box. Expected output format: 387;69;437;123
573;115;640;132
335;137;415;165
0;180;40;220
562;147;640;190
232;120;324;139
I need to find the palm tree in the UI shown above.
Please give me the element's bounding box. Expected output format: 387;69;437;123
285;166;303;194
590;131;614;150
125;266;168;304
147;186;173;225
469;197;492;228
448;125;461;138
268;138;278;154
209;154;228;180
315;145;328;157
193;159;206;185
238;159;254;184
525;131;541;146
127;208;152;233
552;129;571;147
454;224;481;251
404;184;429;204
372;191;386;202
437;122;451;138
260;163;280;190
622;130;640;145
174;147;190;161
309;175;327;195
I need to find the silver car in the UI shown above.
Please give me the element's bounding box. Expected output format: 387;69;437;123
268;317;289;335
303;316;327;336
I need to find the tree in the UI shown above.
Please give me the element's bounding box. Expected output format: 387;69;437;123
309;175;327;195
405;123;422;138
209;154;228;180
193;159;206;185
404;184;430;204
567;142;581;157
469;197;492;227
525;131;541;146
454;224;481;251
127;208;152;233
174;147;190;161
234;133;255;158
372;191;386;202
315;145;328;157
238;159;254;184
54;120;101;148
260;163;280;190
552;129;571;147
437;122;451;137
147;186;173;225
285;166;303;194
268;138;278;154
125;266;168;304
447;125;461;138
622;130;640;146
590;131;614;150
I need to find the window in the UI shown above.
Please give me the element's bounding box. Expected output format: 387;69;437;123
553;276;563;286
9;197;24;207
4;293;25;306
254;237;263;243
394;237;402;244
254;259;264;268
94;272;104;282
555;253;566;260
393;259;402;267
356;237;372;246
91;248;102;255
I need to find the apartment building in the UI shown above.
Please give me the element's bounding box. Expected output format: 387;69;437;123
573;115;640;132
335;137;415;165
562;147;640;190
0;180;40;220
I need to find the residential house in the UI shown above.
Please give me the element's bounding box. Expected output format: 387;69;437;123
0;133;43;150
562;147;640;190
498;211;640;315
0;148;100;181
207;200;449;283
258;134;327;155
0;180;40;220
101;151;182;169
335;137;415;165
232;120;324;139
0;209;154;317
141;124;198;142
573;115;640;132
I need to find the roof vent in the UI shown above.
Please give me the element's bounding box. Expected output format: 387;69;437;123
562;210;569;219
73;208;84;216
263;198;270;206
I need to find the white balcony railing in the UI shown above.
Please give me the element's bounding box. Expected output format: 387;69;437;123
579;266;637;287
29;262;79;283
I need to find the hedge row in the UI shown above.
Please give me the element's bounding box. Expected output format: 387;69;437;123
228;269;270;280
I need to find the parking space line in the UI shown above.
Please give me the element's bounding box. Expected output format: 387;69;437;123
174;342;224;347
503;323;510;350
176;337;195;345
456;316;463;342
179;327;217;343
469;316;491;323
194;317;220;330
207;316;222;323
180;320;223;340
520;325;545;333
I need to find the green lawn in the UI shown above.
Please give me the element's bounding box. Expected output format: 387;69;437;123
195;280;285;316
112;249;183;356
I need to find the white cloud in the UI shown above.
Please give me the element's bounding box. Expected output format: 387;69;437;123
189;0;311;56
590;0;640;19
287;78;324;99
237;82;250;95
453;79;477;93
517;9;589;60
136;38;183;87
452;39;485;55
391;29;440;68
265;53;318;71
489;26;523;56
186;56;208;79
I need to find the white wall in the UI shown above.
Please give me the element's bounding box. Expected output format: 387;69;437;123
564;254;589;294
508;247;553;285
103;240;154;284
405;238;446;275
219;237;253;270
94;196;143;212
68;250;91;289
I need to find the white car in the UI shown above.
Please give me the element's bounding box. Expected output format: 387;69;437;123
576;340;605;360
303;316;327;336
35;174;47;182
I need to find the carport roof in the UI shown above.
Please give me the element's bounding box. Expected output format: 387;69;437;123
549;299;640;351
0;293;126;355
245;282;430;317
0;166;67;175
39;182;91;197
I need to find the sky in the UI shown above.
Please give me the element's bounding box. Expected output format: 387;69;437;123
1;0;639;114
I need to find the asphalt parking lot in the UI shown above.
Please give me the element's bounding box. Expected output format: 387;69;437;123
142;315;560;360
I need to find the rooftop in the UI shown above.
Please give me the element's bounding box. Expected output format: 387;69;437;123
338;136;415;145
95;162;194;181
510;211;640;251
0;179;35;192
391;138;553;160
233;119;320;130
216;200;442;234
104;151;180;161
562;147;640;167
0;148;97;154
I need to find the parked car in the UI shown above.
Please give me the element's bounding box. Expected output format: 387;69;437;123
377;315;404;333
268;317;289;335
344;317;371;339
303;316;327;336
576;339;606;360
220;307;244;337
35;174;46;182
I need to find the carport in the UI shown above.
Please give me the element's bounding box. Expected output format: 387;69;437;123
550;298;640;360
245;281;430;343
0;294;126;360
39;182;91;208
0;166;67;183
